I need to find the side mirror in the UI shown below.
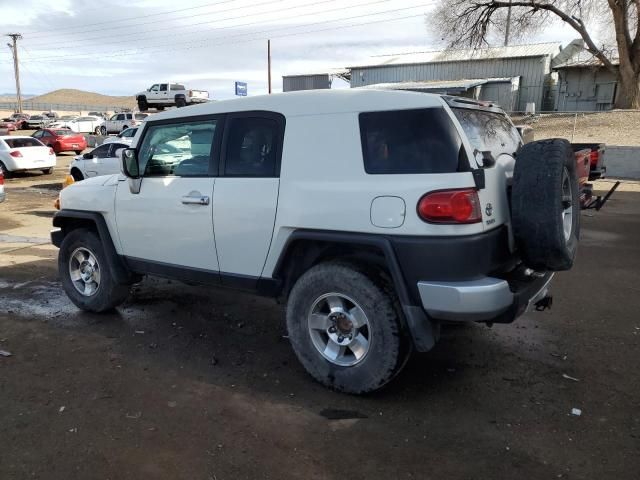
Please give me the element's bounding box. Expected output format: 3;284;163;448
83;153;93;159
121;148;140;178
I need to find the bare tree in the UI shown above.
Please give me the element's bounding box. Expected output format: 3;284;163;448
430;1;639;109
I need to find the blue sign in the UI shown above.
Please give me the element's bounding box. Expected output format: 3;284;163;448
235;82;247;96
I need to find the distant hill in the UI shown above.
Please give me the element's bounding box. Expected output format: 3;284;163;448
27;89;136;108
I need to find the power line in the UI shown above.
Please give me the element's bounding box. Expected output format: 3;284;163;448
21;10;429;64
23;0;239;37
23;0;335;48
24;2;434;62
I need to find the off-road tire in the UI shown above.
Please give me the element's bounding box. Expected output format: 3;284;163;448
175;97;187;108
59;228;130;312
512;138;580;271
137;98;148;112
286;261;411;394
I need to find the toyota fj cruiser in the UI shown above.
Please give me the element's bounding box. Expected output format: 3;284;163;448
51;90;580;393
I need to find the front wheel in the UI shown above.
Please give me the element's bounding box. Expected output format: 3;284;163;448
286;262;411;394
59;228;130;312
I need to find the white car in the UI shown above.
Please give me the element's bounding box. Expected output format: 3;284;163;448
0;167;5;202
51;116;104;134
52;90;579;393
0;136;56;175
101;113;144;135
102;127;138;146
68;142;130;181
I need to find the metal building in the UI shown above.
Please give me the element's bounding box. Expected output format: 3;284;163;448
553;55;619;111
283;74;331;92
348;43;563;112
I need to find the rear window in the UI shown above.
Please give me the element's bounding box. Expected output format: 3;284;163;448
4;138;42;148
452;108;521;155
359;108;466;174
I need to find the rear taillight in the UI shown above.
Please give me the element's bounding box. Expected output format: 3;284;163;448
188;90;193;96
417;189;482;224
9;150;22;158
49;147;55;155
589;150;599;168
0;171;4;185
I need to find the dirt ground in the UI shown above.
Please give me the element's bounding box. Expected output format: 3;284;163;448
0;163;639;480
511;110;640;146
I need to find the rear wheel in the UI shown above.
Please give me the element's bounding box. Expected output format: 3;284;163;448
94;126;101;134
100;126;107;135
59;228;130;312
137;98;148;111
41;167;54;175
286;262;411;394
175;97;187;108
74;150;82;155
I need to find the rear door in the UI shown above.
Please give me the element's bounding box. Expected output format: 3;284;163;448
115;116;222;273
212;112;284;283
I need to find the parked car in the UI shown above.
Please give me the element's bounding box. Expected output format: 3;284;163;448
32;128;87;154
0;135;56;176
50;116;104;134
9;113;30;129
0;119;18;132
102;127;138;146
68;142;130;181
101;112;140;134
43;112;59;120
87;111;108;119
52;90;580;393
23;115;52;129
135;82;209;111
0;167;5;202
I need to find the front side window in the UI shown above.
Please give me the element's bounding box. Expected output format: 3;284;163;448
138;120;217;177
359;108;466;175
452;108;521;156
149;84;159;92
224;117;279;177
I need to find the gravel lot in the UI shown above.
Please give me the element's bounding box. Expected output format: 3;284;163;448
0;165;639;480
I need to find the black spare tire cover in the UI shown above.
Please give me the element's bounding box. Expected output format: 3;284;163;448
511;138;580;271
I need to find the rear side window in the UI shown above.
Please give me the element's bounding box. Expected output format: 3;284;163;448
4;138;42;148
223;117;280;177
359;108;465;174
452;108;521;155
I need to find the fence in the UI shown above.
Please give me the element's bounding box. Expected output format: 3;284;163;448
0;101;131;113
509;110;640;147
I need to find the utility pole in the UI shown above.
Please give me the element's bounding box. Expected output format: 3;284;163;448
504;0;512;47
267;39;272;94
6;33;23;113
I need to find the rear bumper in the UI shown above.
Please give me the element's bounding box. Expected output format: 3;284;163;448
0;191;5;203
6;157;56;171
418;272;554;322
57;140;87;151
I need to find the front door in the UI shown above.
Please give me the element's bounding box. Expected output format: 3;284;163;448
115;117;221;273
213;112;284;281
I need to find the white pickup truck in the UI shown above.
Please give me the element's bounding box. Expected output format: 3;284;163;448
135;83;209;111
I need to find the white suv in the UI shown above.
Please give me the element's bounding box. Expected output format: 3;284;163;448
51;90;580;393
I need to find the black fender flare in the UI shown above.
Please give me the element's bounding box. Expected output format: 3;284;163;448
52;209;136;285
272;229;438;351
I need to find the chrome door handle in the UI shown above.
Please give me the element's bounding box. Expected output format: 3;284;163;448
181;195;210;205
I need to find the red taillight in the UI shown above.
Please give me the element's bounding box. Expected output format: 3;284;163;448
417;189;482;224
49;147;55;155
9;150;22;158
589;150;599;168
0;171;4;185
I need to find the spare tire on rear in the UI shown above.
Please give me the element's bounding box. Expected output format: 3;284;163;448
511;138;580;271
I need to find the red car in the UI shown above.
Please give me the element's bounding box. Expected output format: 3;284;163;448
32;128;87;154
0;119;18;132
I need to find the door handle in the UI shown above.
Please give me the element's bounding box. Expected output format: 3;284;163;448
181;194;210;206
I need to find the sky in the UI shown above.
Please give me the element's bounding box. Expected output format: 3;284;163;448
0;0;584;100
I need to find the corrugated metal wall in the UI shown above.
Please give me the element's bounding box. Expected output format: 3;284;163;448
555;68;618;111
350;57;550;111
283;74;331;92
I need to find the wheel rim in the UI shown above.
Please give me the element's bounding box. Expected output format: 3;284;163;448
68;247;101;296
561;167;573;242
307;293;372;367
100;127;106;135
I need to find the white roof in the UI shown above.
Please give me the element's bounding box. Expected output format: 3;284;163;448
359;77;514;92
350;42;562;69
148;89;446;121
